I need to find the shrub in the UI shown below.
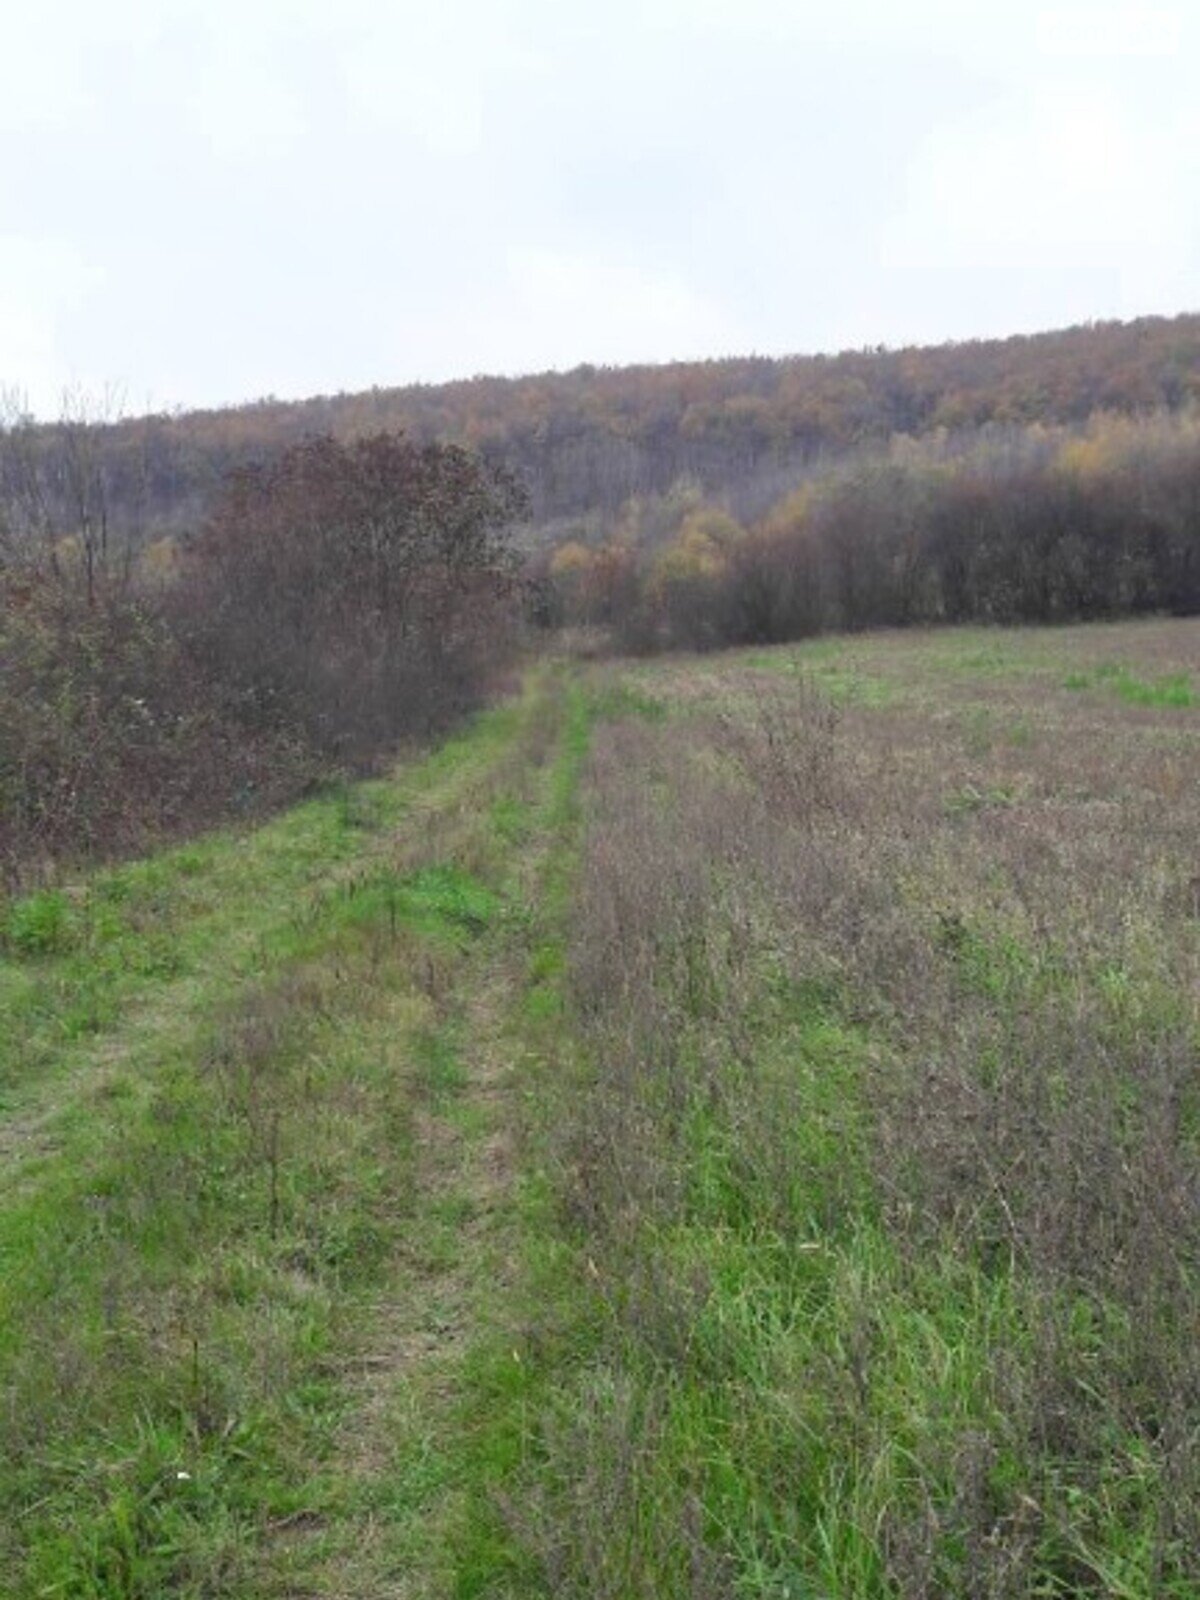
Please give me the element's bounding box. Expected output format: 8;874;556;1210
178;433;525;762
1;432;524;881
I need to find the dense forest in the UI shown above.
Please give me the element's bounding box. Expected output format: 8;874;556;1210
3;312;1200;552
539;410;1200;650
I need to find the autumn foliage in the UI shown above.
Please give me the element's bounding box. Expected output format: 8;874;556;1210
5;314;1200;549
540;409;1200;650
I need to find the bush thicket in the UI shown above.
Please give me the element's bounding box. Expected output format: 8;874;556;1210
541;410;1200;650
0;433;523;885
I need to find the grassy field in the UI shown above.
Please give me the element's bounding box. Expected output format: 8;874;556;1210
2;618;1197;1597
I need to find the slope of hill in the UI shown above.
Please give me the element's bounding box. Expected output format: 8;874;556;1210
4;313;1200;548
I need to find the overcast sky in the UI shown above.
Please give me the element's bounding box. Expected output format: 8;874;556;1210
3;0;1198;416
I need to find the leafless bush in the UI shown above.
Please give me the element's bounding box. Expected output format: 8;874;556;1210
177;433;524;763
0;431;524;883
0;566;313;887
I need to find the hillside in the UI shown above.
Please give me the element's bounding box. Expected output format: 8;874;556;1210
4;313;1200;551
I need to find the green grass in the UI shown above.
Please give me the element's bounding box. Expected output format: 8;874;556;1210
482;619;1200;1598
3;950;420;1594
746;647;895;706
3;623;1197;1596
0;703;530;1124
1064;662;1197;707
0;676;570;1597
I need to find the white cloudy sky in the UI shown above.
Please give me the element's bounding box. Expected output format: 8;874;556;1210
2;0;1198;414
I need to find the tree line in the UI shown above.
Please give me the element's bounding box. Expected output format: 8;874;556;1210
537;409;1200;650
4;313;1199;546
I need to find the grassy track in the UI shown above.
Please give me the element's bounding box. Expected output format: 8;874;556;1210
3;617;1198;1597
0;666;592;1597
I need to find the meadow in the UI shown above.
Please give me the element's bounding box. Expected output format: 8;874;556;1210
1;616;1197;1597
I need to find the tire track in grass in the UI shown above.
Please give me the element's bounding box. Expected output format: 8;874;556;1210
0;673;573;1597
0;698;529;1191
261;668;588;1599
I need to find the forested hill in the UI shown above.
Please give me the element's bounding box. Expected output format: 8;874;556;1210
5;313;1200;544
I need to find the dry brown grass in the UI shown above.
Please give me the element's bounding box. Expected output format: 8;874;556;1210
529;618;1200;1596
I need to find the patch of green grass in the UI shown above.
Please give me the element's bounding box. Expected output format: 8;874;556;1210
328;863;501;947
398;864;501;934
932;910;1053;1001
1065;663;1196;707
922;629;1049;679
489;792;531;845
782;635;851;665
0;950;424;1595
0;698;526;1111
586;681;667;722
411;1022;468;1101
3;889;77;956
747;650;894;706
1115;670;1195;707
